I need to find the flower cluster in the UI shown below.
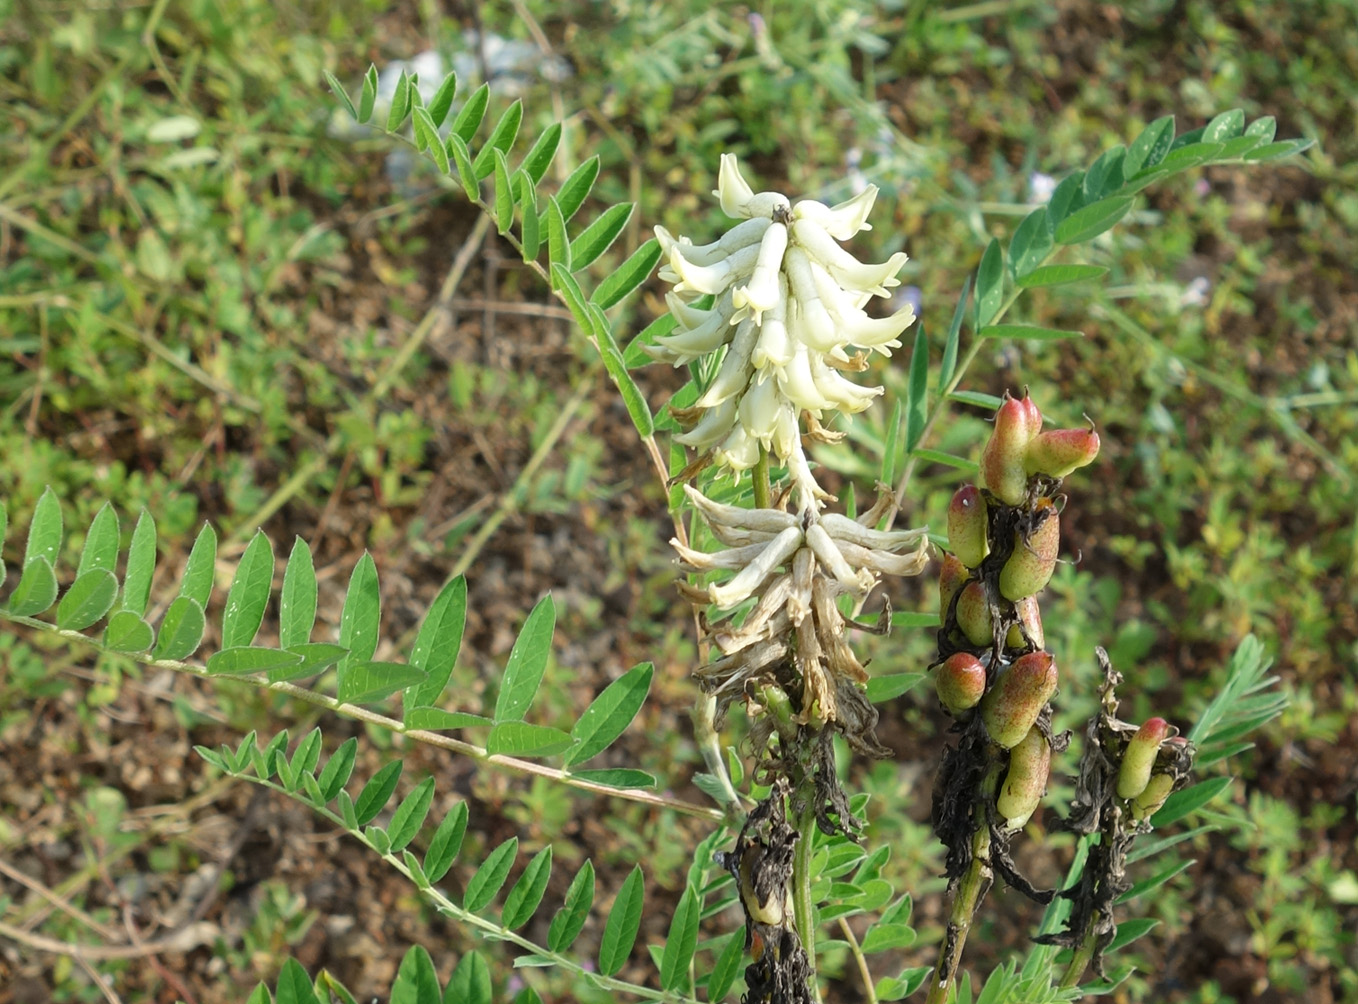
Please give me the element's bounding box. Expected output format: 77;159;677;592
650;154;916;500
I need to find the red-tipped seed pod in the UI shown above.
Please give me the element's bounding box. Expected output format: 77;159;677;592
1024;427;1101;479
939;553;967;620
1130;772;1176;820
935;652;987;715
948;485;990;569
998;499;1060;601
1005;595;1045;650
955;582;992;647
1117;718;1170;800
980;650;1058;748
979;393;1039;506
996;724;1051;829
1016;392;1043;437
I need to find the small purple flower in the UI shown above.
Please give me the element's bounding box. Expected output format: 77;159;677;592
748;12;766;36
894;285;923;315
1194;178;1211;197
1028;172;1056;204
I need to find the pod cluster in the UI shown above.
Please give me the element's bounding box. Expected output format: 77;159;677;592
1115;717;1191;820
650;154;916;482
978;390;1101;507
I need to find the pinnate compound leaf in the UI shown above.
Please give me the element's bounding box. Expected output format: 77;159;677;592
548;860;594;952
279;538;316;649
570;203;633;271
207;646;303;676
388;776;436;852
424;801;469;882
494;595;554;722
591;238;662;310
338;553;380;672
324;69;358;121
519;122;562;185
487;722;573;758
975;238;1004;328
318;737;359;803
56;569;117;630
446;951;491;1004
1017;263;1108;288
122;510;157;615
269;642;348;682
1054;195;1134;244
406;576;467;711
274;957;320;1004
503;846;553;929
354;760;403;826
568;768;657;789
427;71;458;128
105;610;154;652
76;503;119;577
566;661;653;766
588;302;654;437
659;885;701;991
405;707;491;730
391;944;440;1004
450;82;489;144
555;156;600;222
23;487;62;570
221;531;273;648
338;661;426;705
8;557;57;616
471;99;523;179
598;865;644;975
179;523;217;609
465;836;518;911
980;323;1083;341
154;596;205;660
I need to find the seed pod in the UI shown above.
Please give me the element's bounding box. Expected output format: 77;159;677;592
935;653;987;715
1004;595;1045;650
996;725;1051;829
1016;393;1043;437
1024;427;1101;479
947;485;989;569
1117;718;1170;800
938;553;967;620
1130;772;1176;821
979;393;1039;506
980;650;1058;748
998;499;1060;601
955;582;992;647
738;850;785;927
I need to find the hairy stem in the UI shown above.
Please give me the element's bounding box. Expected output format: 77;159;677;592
792;803;822;1002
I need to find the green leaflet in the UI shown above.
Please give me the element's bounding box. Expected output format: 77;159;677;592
904;323;929;453
591;238;661;310
279;538;317;649
7;557;57;616
55;570;117;630
464;836;518;911
122;509;157;615
337;661;427;705
471;99;523;179
502;846;553;930
387;776;436;852
337;553;380;672
975;238;1004;328
179;523;217;609
486;722;573;758
570;202;633;271
274;958;320;1004
154;596;205;660
426;72;459;128
659;885;700;992
494;595;555;722
23;487;62;570
547;860;594;952
406;576;468;711
75;502;119;577
555;156;599;222
390;945;441;1004
221;531;273;648
424;800;469;882
565;661;653;766
518;122;562;185
354;760;403;826
598;865;644;976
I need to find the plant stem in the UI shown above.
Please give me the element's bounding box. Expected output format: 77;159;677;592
792;802;822;1003
690;692;743;812
1059;929;1098;988
838;917;879;1004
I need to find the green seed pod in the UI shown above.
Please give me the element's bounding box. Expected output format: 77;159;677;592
979;393;1039;506
955;582;992;647
1024;427;1101;478
998;499;1060;601
938;553;967;620
1130;772;1176;821
1117;717;1170;800
1004;595;1045;650
947;485;989;569
996;724;1051;829
1016;392;1043;437
935;652;987;715
980;650;1058;748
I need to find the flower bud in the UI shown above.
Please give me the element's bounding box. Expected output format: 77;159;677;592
935;652;987;715
938;554;967;619
1117;717;1170;800
955;582;992;648
996;725;1051;829
1130;772;1176;821
1004;595;1045;650
947;485;989;569
979;393;1039;506
1024;427;1101;479
998;499;1060;601
980;650;1058;748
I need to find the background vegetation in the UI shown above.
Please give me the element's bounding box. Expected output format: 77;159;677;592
0;0;1354;1001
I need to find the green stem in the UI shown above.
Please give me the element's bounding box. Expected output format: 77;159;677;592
792;803;821;1002
690;692;743;813
1058;929;1098;989
753;444;772;509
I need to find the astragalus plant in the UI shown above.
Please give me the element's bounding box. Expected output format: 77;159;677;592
0;59;1305;1004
